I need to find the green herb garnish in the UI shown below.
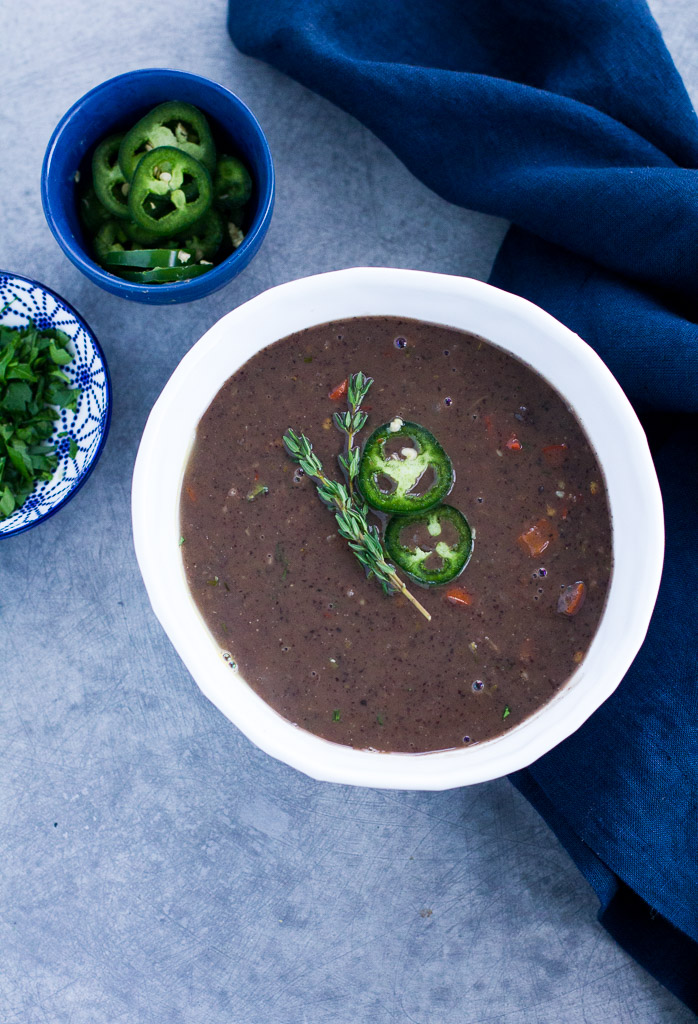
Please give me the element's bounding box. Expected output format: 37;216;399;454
58;432;79;461
0;320;80;519
334;370;372;497
502;705;511;720
246;482;269;501
283;373;431;621
332;709;341;722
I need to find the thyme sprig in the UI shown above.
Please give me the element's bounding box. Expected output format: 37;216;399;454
283;428;431;621
334;371;372;495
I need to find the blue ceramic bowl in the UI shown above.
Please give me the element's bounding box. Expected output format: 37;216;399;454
0;272;111;537
41;69;275;305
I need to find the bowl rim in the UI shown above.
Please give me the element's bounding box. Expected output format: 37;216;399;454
132;268;664;789
0;270;112;538
41;67;275;299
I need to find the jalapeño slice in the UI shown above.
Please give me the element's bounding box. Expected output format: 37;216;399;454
102;248;196;268
112;264;211;283
93;219;129;261
385;505;473;586
92;133;130;219
127;147;212;236
358;419;453;514
118;101;216;180
179;208;224;260
214;154;252;212
79;183;114;234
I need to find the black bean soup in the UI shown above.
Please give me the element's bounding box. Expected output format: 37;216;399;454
180;317;612;753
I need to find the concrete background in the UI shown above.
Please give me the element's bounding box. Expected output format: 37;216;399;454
0;1;695;1021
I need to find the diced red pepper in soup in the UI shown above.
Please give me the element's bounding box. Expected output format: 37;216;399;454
328;378;348;401
558;581;586;616
518;518;558;557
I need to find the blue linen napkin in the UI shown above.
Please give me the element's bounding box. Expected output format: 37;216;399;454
228;0;698;1010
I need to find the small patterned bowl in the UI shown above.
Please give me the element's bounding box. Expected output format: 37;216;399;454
0;272;111;538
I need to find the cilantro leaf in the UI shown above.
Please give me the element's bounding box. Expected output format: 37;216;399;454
49;341;73;366
2;382;32;413
0;486;14;516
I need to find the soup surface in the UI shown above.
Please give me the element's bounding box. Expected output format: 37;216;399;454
181;317;612;753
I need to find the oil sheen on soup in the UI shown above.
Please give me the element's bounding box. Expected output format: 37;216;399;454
180;317;613;753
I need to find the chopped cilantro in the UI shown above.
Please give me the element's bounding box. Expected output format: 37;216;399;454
0;320;80;519
332;709;341;722
502;705;511;720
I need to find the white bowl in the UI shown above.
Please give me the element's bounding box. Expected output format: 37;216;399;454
132;268;663;790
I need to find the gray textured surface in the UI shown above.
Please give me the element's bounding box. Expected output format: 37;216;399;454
1;1;695;1021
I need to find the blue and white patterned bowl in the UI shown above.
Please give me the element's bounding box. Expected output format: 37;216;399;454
0;272;111;537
